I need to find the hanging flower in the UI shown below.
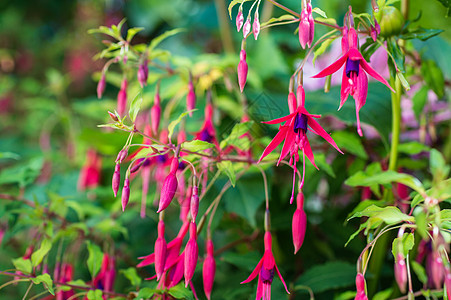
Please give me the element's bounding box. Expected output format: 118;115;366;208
298;0;314;49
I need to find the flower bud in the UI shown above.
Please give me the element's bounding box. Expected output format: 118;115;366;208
243;17;251;38
298;2;314;48
157;158;179;213
430;251;444;289
296;84;305;107
186;81;196;116
288;92;297;114
237;50;248;93
394;254;407;293
252;12;260;40
115;149;128;164
121;177;130;211
117;79;128;116
355;273;366;293
236;8;244;32
137;63;148;88
203;239;216;300
375;5;404;37
445;269;451;300
112;164;121;197
130;158;145;173
155;220;167;281
97;73;106;99
108;111;119;122
184;222;198;287
151;93;161;135
190;186;199;221
292;193;307;254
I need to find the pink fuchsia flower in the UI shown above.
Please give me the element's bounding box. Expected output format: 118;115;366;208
187;80;196;116
312;26;394;136
97;73;106;99
292;193;307;254
190;186;199;221
236;8;244;32
157;157;179;213
112;163;121;197
151;92;161;135
394;254;407;293
258;85;342;202
92;254;116;292
194;103;218;147
241;231;290;299
354;273;368;300
155;220;168;281
238;49;248;93
57;263;76;300
117;78;128;116
184;222;199;287
203;239;216;300
253;12;260;40
137;61;148;88
298;0;314;49
121;177;130;211
77;149;102;191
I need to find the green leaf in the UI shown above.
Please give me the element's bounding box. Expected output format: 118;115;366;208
86;241;103;279
387;38;405;74
313;17;337;26
399;28;443;41
0;156;44;187
0;152;20;160
149;28;186;52
126;27;144;42
260;14;296;27
12;257;32;274
167;283;194;300
413;207;428;239
373;288;394;300
31;239;52;267
313;38;335;65
136;287;159;299
331;131;368;159
312;7;327;18
31;274;55;295
349;205;414;224
220;121;254;150
87;289;103;300
392;232;414;259
314;153;335;178
217;161;236;187
167;110;196;141
430;148;450;181
228;0;252;19
120;267;142;287
345;170;425;195
129;92;143;123
295;261;356;293
410;261;427;284
422;60;445;98
181;140;215;152
411;86;428;121
398;141;430;155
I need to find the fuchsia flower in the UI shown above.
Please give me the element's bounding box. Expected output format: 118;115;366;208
237;50;248;93
243;18;251;38
354;273;368;300
258;85;342;202
236;8;244;32
187;80;196;116
292;193;307;254
117;78;128;116
137;61;148;88
394;253;407;293
184;221;199;287
194;103;218;148
253;12;260;40
97;73;106;99
203;239;216;300
77;149;102;191
121;177;130;211
151;92;161;135
312;25;394;136
241;231;290;300
157;157;179;213
298;0;314;49
155;220;167;281
91;254;116;294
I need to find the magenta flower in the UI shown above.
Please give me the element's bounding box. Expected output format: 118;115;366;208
194;103;218;148
77;149;102;191
258;85;342;202
186;80;196;116
354;273;368;300
184;221;199;287
241;231;290;300
237;49;248;93
157;157;179;213
121;177;130;211
155;220;167;281
92;254;116;292
236;8;244;32
203;239;216;300
292;193;307;254
253;12;260;40
151;92;161;135
298;0;314;49
312;26;394;136
394;254;407;293
97;73;106;99
117;78;127;116
243;17;251;38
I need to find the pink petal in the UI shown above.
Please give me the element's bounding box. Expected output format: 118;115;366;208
298;106;321;118
360;58;395;92
277;128;296;166
256;275;263;300
303;138;318;169
275;264;290;294
262;112;296;125
312;54;348;78
347;48;363;61
258;127;288;163
241;258;264;284
339;68;351;109
307;118;343;154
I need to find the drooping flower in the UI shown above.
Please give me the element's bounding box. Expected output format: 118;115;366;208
155;220;167;281
394;254;407;293
237;49;248;93
203;239;216;300
121;176;130;211
184;221;199;287
91;254;116;293
354;273;368;300
292;193;307;254
298;0;314;49
77;149;102;191
151;92;161;135
236;8;244;32
186;80;196;116
243;17;251;38
194;103;218;148
97;73;106;99
241;231;290;299
312;24;394;136
137;61;148;88
258;85;342;202
157;157;179;213
117;78;128;116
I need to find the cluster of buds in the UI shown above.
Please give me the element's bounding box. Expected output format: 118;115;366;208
236;7;260;40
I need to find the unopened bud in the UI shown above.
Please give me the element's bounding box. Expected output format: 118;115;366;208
155;220;167;281
184;222;198;287
108;111;119;122
292;193;306;254
130;158;145;173
137;63;148;88
237;50;248;93
117;79;128;116
121;177;130;211
243;18;251;38
252;12;260;40
151;93;161;135
394;254;407;293
112;164;121;197
97;73;106;99
203;239;216;300
115;149;128;163
236;8;244;32
190;186;199;221
186;81;196;117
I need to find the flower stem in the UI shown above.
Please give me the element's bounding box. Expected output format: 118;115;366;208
388;76;402;171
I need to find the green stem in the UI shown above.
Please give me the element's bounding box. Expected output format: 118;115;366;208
388;76;402;171
214;0;234;53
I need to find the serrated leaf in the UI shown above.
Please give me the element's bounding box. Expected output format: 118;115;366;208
349;205;414;224
12;257;32;274
295;261;356;293
31;239;52;267
331;131;368;159
149;28;186;52
181;140;215;152
167;110;196;141
217;161;236;187
86;241;103;279
31;274;55;295
398;141;430;155
129;92;143;123
167;283;194;300
120;267;142;287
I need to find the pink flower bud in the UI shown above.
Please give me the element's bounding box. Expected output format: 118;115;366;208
115;149;128;163
186;81;196;117
177;130;186;144
108;111;119;122
243;17;251;38
237;50;248;93
190;186;199;221
155;220;167;281
236;9;244;32
394;254;407;293
130;158;145;173
151;93;161;135
252;13;260;40
296;84;305;107
370;25;378;42
202;239;216;300
292;193;307;254
121;177;130;211
299;2;314;48
112;164;121;197
117;79;128;116
137;63;148;88
431;251;444;289
157;158;179;213
184;222;198;287
288;92;297;114
97;73;106;99
356;273;366;293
